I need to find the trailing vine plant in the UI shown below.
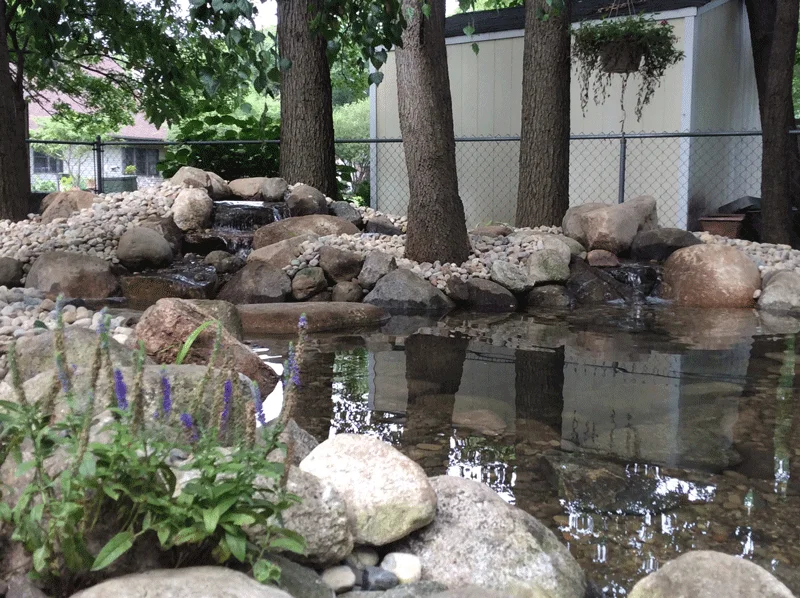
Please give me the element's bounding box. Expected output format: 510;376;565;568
572;2;684;127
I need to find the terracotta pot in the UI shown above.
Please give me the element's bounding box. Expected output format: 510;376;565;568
699;214;745;239
599;40;644;74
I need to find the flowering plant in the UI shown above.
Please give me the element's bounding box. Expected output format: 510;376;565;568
0;300;304;595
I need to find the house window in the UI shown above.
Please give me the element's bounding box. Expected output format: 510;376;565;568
123;147;160;176
32;151;63;174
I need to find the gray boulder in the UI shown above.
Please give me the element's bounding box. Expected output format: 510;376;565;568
69;567;293;598
287;184;328;216
217;263;292;304
489;260;535;293
628;550;794;598
366;215;402;236
364;269;454;315
0;257;23;288
631;227;702;262
254;216;358;249
262;177;289;202
248;235;318;270
25;251;118;299
229;177;268;201
524;285;572;309
292;267;328;301
394;476;586;598
358;251;397;290
186;298;244;340
758;271;800;313
329;201;363;228
172;187;213;231
117;226;173;271
268;554;334;598
204;250;245;274
563;196;658;254
319;246;365;283
139;215;184;256
463;278;517;313
565;259;631;304
332;281;363;302
526;249;570;283
300;434;437;546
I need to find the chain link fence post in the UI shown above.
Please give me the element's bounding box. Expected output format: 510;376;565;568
93;136;104;194
617;133;627;204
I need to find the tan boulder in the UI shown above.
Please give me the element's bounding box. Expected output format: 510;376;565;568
562;196;658;254
237;302;387;335
172;188;213;231
169;166;231;200
253;215;358;249
228;177;267;201
662;244;760;308
40;190;96;224
135;298;278;396
247;234;318;269
25;251;118;299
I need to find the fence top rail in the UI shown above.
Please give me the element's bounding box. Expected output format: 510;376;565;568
27;129;794;147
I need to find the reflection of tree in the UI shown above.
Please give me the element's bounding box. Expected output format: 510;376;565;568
514;347;565;433
288;349;336;443
402;334;468;476
776;336;796;495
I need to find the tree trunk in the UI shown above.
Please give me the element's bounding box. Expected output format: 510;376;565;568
395;0;471;265
745;0;799;244
516;0;572;228
0;1;30;221
277;0;338;199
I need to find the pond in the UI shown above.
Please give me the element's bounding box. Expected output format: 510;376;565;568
250;305;800;596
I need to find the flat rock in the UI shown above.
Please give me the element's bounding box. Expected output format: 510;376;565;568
300;434;437;546
364;269;455;315
25;251;118;299
254;215;359;249
229;176;268;201
662;244;760;308
628;551;794;598
471;224;513;237
237;302;388;335
217;263;291;304
758;271;800;313
69;567;293;598
463;278;517;313
631;228;702;262
366;215;402;235
248;235;319;270
394;476;586;598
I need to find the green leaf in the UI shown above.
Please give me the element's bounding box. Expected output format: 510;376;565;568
463;24;475;36
368;71;384;86
15;460;36;478
268;532;306;555
253;559;281;583
91;531;134;571
79;453;97;477
203;509;221;534
33;320;48;330
472;43;480;55
172;526;207;546
175;320;215;365
157;526;171;546
421;3;431;18
279;57;292;71
30;502;44;523
226;531;247;562
32;546;48;573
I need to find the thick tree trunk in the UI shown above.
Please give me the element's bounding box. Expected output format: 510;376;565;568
0;1;30;221
277;0;338;199
745;0;799;244
516;0;572;228
395;0;471;265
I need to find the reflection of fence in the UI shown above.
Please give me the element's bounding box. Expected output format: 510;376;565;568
26;131;788;231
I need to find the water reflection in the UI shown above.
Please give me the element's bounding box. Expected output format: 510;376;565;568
250;305;800;595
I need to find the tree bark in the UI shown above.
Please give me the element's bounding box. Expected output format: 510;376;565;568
745;0;799;244
516;0;572;228
395;0;471;265
277;0;338;200
0;0;30;221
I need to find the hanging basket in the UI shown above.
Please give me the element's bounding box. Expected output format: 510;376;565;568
599;40;644;74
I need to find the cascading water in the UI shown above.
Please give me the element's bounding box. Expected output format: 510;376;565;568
192;201;291;258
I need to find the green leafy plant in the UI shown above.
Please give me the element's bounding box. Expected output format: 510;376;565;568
124;165;138;175
31;179;58;193
572;16;684;123
0;301;304;596
59;175;76;191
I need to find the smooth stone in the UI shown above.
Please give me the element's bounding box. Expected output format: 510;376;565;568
228;176;268;201
526;249;570;283
248;234;319;270
329;201;364;228
322;566;357;594
362;567;400;591
292;267;329;301
471;224;513;237
758;271;800;312
341;583;448;598
204;250;245;274
524;285;572;309
364;270;455;315
116;226;173;270
358;251;398;290
586;249;620;267
6;574;49;598
563;196;657;254
217;263;292;304
366;215;402;235
346;547;380;569
172;187;213;231
0;257;23;288
319;246;365;283
332;281;363;303
287;184;328;216
25;251;119;300
489;260;535;293
253;215;359;249
262;177;289;202
462;278;517;313
631;227;703;261
170;166;231;200
268;554;335;598
429;588;514;598
381;553;422;585
237;302;388;335
40;189;96;224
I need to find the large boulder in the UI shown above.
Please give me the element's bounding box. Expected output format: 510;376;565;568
40;190;96;224
358;252;398;290
463;279;517;313
489;260;535;293
364;270;454;315
365;215;403;236
758;271;800;313
9;326;143;384
0;257;23;288
628;551;794;598
237;303;388;335
70;567;293;598
332;281;363;303
565;258;631;304
248;235;318;270
116;226;173;271
261;177;289;202
562;196;658;254
170;166;231;200
25;251;118;299
229;177;268;201
139;215;184;256
662;244;760;308
329;201;363;228
135;298;279;395
319;247;365;283
300;434;437;546
204;250;244;274
187;299;244;340
631;228;702;262
172;188;213;231
526;249;570;283
292;267;328;301
282;467;354;566
217;263;292;304
524;285;572;308
394;476;586;598
286;184;328;216
254;216;359;249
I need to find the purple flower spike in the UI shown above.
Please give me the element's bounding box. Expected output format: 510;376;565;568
180;412;199;442
56;354;70;393
250;380;266;427
221;379;233;428
160;368;172;417
113;369;128;411
298;313;308;331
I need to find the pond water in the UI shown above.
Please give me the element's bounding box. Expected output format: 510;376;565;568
250;305;800;596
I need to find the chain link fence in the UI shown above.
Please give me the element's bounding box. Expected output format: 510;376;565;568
27;131;776;230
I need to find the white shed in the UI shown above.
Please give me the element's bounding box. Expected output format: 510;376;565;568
370;0;760;229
